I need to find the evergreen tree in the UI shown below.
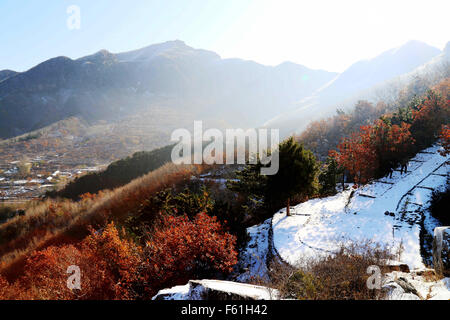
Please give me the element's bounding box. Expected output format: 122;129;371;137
266;137;319;216
227;161;267;199
226;160;268;218
319;155;340;196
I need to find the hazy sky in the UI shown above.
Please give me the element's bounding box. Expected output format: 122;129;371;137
0;0;448;72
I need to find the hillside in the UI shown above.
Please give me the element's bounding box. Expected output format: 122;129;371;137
49;144;174;200
232;145;449;300
0;84;448;299
150;145;450;301
271;145;448;268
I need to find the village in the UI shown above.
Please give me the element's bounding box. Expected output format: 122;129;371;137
0;116;170;203
0;154;101;202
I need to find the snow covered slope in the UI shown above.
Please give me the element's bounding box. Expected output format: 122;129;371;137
152;279;279;300
231;218;272;283
272;145;449;269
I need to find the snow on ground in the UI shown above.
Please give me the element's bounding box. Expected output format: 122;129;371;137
383;271;450;300
231;218;271;283
272;145;449;269
152;280;279;300
152;283;191;300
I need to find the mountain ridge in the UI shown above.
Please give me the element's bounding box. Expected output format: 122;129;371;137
264;40;447;136
0;40;337;139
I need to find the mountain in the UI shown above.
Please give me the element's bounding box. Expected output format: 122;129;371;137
265;40;445;136
0;70;18;82
0;40;337;139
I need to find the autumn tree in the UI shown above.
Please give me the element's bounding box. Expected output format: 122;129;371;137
80;222;142;299
439;125;450;156
371;119;415;177
410;89;450;149
333;120;414;185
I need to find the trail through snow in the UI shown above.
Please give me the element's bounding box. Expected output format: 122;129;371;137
272;145;449;269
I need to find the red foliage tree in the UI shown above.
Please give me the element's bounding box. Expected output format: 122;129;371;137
143;212;237;297
3;222;141;300
411;90;450;149
334;120;414;185
0;275;15;300
80;222;142;299
439;125;450;156
334;126;377;185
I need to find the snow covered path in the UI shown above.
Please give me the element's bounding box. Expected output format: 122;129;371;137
272;145;449;269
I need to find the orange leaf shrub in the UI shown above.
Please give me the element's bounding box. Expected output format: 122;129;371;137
143;212;237;297
1;222;141;300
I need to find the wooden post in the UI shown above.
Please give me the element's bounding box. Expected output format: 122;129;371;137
286;197;290;216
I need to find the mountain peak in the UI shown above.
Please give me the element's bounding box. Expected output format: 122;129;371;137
116;40;219;62
390;40;440;56
78;49;116;63
444;41;450;54
0;69;18;82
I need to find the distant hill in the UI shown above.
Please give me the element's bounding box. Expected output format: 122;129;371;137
48;144;175;200
0;40;336;139
265;40;447;136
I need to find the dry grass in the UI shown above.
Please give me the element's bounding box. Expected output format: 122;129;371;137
261;241;394;300
0;163;211;280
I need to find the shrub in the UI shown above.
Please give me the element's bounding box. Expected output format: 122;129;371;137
268;241;393;300
1;222;142;300
0;205;19;224
142;212;238;297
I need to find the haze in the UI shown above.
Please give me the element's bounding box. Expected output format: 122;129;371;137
0;0;449;72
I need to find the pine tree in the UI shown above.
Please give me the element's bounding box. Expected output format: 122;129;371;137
319;155;340;196
227;161;267;199
266;137;319;216
226;161;268;218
